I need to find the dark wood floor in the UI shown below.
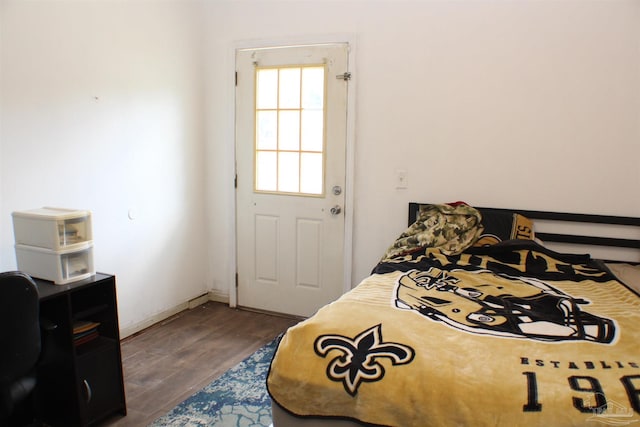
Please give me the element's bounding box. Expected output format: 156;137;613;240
100;301;301;426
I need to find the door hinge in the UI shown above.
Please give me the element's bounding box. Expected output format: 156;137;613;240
336;72;351;81
235;272;239;288
234;174;237;188
235;71;238;86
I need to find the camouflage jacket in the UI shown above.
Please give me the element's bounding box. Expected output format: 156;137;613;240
381;203;484;261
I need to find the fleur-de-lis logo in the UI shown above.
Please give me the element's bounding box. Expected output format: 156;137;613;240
314;324;415;396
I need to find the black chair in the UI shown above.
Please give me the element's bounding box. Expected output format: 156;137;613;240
0;272;41;426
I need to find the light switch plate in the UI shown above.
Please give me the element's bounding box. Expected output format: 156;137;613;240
396;169;408;189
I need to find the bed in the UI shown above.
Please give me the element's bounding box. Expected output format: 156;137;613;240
267;202;640;427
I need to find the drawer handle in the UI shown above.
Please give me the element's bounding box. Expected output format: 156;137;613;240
83;379;92;403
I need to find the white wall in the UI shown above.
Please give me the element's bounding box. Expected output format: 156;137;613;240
202;0;640;289
1;0;638;334
0;0;208;335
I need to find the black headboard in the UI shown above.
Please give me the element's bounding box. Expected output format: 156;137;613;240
408;203;640;257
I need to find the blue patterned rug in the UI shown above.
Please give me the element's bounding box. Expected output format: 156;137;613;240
149;336;280;427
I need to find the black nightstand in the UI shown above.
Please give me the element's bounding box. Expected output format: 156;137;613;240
35;273;126;426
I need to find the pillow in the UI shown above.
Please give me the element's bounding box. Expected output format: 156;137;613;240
382;203;483;260
605;263;640;294
474;209;535;247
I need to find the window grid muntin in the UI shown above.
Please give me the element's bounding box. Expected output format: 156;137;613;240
254;64;326;196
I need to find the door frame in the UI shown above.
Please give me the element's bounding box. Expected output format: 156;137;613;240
229;35;356;308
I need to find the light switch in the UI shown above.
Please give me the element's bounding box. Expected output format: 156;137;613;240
396;169;408;189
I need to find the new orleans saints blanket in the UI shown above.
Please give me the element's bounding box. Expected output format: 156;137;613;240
267;240;640;427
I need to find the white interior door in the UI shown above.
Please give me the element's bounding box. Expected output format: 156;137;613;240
235;44;349;317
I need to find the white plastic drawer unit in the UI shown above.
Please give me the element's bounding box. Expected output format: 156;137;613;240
12;207;93;250
15;242;95;285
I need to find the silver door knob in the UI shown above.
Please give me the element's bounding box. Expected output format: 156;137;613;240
330;205;342;215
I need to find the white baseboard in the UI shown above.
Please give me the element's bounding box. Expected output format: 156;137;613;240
119;291;230;339
120;302;190;339
188;293;210;309
207;289;229;304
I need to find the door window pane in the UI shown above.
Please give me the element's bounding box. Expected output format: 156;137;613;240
256;111;277;150
256;69;278;109
278;152;300;193
301;110;323;152
256;151;277;191
300;153;323;194
278;111;300;151
302;67;324;109
255;65;326;195
279;68;301;109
